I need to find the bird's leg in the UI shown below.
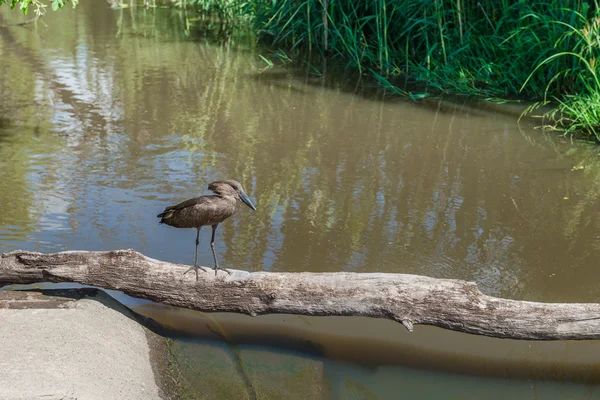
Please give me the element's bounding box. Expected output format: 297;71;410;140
184;228;207;280
211;224;231;276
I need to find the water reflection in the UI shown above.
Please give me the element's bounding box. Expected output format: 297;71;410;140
2;2;600;398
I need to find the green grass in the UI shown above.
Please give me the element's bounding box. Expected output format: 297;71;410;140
181;0;600;141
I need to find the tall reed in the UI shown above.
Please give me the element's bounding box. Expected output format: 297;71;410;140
189;0;600;141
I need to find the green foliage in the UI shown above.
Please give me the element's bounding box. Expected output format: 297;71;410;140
519;9;600;141
179;0;600;141
0;0;77;16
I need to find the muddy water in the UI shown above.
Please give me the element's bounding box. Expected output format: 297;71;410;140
1;1;600;399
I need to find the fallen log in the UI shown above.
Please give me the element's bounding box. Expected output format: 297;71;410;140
1;249;599;341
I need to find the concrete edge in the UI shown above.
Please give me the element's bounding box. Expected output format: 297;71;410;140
1;287;184;400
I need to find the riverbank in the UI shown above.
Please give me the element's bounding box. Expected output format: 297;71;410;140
0;289;178;400
139;0;600;142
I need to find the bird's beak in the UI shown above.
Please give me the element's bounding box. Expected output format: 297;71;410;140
239;192;257;211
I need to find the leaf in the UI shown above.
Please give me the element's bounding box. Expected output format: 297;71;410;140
20;0;29;15
258;54;273;67
52;0;63;11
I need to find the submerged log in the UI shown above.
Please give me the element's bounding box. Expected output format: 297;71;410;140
1;249;599;341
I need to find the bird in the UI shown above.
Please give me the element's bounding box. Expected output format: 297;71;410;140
157;179;256;279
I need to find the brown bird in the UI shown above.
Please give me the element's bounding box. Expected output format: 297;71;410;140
157;179;256;279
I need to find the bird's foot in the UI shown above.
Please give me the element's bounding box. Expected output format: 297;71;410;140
214;267;232;276
184;265;208;281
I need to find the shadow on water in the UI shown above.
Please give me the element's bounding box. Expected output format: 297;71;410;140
248;55;552;126
133;302;600;385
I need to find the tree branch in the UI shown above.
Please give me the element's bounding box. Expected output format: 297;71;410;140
0;12;44;28
1;249;599;340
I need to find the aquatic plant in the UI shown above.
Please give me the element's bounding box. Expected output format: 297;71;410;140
181;0;600;141
520;8;600;141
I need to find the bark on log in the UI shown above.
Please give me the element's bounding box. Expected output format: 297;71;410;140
1;249;599;341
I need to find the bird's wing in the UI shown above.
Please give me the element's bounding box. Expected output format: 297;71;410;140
171;196;218;210
157;195;219;217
